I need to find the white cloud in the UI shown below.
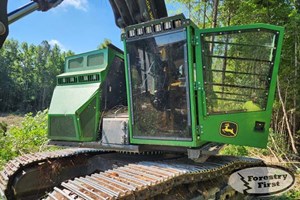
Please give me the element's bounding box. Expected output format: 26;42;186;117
60;0;89;11
48;39;67;51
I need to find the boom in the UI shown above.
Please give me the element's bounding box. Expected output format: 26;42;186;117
0;0;167;48
0;0;64;48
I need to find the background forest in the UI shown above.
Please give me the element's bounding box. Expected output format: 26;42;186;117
0;0;299;198
0;40;73;112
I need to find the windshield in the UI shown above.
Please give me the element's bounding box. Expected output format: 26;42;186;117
126;30;192;140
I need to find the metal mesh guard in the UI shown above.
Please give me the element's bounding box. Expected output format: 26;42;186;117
49;116;76;138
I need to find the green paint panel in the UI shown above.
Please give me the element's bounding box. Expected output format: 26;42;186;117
200;112;270;148
57;68;105;77
49;83;100;115
196;24;284;148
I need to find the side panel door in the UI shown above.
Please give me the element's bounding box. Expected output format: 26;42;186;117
196;24;284;148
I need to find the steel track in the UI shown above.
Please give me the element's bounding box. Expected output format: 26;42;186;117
45;156;264;200
0;148;182;200
0;148;265;200
0;148;106;200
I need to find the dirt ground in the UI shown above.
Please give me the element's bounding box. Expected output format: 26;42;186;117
0;113;24;129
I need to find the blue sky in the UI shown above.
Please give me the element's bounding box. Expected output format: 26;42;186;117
8;1;182;54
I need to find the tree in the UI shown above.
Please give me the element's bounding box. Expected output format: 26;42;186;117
0;39;74;113
97;38;112;49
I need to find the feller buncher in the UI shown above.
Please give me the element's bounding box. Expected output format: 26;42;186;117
0;0;285;199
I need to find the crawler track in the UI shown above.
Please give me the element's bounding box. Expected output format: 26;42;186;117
0;148;106;200
45;156;264;200
0;148;181;200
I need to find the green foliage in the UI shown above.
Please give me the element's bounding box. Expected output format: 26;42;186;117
270;178;300;200
98;38;112;49
0;110;53;168
219;144;249;156
220;143;271;157
0;121;7;135
282;190;300;200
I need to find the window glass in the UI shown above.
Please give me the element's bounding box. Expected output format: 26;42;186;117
87;53;104;67
68;57;83;69
127;30;191;139
201;30;277;114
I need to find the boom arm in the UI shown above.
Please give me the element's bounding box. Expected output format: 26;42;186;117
0;0;63;48
109;0;167;28
0;0;167;48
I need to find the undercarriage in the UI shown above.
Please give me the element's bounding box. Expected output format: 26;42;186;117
0;148;264;200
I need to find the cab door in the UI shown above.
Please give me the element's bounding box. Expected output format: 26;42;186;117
196;24;284;148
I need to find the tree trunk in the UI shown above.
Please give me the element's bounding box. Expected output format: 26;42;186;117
211;0;219;28
203;1;207;29
277;77;298;154
293;33;298;137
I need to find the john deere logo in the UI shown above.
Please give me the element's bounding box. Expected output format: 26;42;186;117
220;121;238;137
